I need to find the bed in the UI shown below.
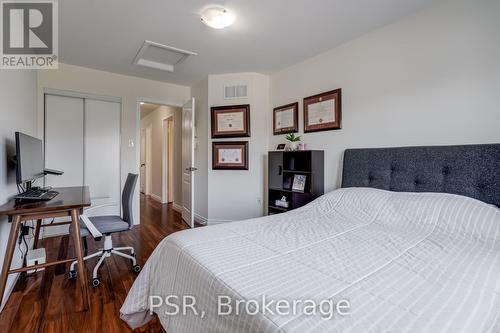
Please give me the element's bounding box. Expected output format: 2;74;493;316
121;144;500;333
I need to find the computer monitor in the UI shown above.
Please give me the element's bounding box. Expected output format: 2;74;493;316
15;132;44;186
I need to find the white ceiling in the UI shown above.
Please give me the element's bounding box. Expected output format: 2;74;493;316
59;0;438;86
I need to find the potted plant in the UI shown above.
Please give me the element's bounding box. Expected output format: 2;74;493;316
285;133;301;151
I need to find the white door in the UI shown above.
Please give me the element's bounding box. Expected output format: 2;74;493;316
84;99;121;217
45;95;84;188
140;129;146;193
44;94;121;235
182;98;195;227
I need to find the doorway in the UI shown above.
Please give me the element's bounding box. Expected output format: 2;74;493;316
139;102;179;206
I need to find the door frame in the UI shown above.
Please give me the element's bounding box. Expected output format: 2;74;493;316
136;98;184;220
162;116;174;204
144;125;153;196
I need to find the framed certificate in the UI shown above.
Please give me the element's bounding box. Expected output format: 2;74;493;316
212;141;249;170
303;89;341;133
211;105;250;138
273;102;298;135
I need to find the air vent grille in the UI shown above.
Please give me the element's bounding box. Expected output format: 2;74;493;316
133;40;197;73
224;85;248;99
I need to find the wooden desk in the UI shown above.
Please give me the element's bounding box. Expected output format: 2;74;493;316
0;186;91;312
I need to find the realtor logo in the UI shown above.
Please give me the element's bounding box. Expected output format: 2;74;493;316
1;0;58;69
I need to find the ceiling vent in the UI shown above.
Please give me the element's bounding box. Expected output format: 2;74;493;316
224;84;248;99
133;40;197;72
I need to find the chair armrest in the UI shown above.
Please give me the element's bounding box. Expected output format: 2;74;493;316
80;214;103;240
84;202;118;214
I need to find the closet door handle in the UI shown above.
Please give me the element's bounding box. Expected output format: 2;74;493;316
278;165;282;176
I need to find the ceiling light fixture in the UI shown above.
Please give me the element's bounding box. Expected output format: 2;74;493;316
200;6;236;29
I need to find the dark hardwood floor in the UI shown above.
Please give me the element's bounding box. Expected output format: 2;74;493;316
0;194;190;333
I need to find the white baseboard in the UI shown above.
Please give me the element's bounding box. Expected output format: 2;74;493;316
0;236;34;311
172;203;182;213
150;193;162;203
207;218;233;225
0;273;19;312
194;213;207;225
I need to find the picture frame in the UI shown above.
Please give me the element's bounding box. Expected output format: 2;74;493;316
276;144;286;150
303;89;341;133
273;102;298;135
292;174;307;192
211;105;250;138
212;141;249;170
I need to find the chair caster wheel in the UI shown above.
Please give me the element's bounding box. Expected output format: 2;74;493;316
133;265;141;273
92;277;101;287
69;270;77;279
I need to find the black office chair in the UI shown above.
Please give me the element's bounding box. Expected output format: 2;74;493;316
69;173;140;286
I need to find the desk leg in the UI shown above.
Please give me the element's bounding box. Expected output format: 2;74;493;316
70;209;89;311
0;215;22;309
33;219;42;249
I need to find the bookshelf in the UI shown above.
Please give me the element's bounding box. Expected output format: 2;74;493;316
268;150;324;215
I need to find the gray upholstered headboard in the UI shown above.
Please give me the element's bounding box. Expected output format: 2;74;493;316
341;144;500;207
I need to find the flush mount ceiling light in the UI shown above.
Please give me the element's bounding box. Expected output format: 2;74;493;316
200;6;236;29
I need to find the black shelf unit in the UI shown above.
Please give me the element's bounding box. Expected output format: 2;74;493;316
268;150;324;215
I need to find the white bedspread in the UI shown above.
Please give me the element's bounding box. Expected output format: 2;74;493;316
120;188;500;333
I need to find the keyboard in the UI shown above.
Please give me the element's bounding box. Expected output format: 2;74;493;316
15;189;59;201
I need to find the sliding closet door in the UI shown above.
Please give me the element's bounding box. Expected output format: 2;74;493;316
84;99;121;217
45;95;84;188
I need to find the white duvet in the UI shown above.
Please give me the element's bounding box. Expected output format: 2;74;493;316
121;188;500;333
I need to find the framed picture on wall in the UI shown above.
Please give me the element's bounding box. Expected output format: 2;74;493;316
212;141;249;170
211;105;250;138
303;89;341;133
273;102;298;135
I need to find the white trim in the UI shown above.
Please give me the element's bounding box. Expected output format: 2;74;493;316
0;273;19;312
162;116;174;204
172;203;183;213
150;193;162;203
194;213;208;225
207;218;234;225
43;88;121;103
144;125;153;196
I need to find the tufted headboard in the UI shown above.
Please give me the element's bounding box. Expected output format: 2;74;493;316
341;144;500;207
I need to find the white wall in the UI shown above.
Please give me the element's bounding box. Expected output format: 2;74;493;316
269;0;500;192
140;105;182;206
37;63;190;224
207;73;270;223
0;71;37;309
191;78;209;223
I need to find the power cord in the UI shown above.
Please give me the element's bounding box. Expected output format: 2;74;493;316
18;222;34;266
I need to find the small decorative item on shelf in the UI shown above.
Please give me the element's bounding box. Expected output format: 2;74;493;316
292;174;307;192
275;196;289;208
285;133;301;151
298;143;307;151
